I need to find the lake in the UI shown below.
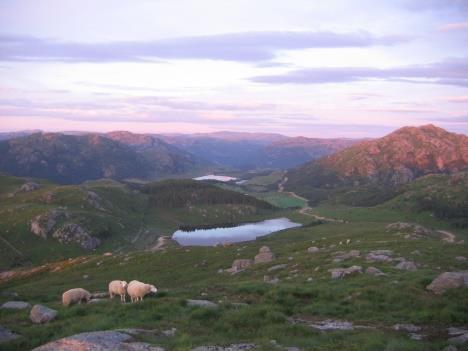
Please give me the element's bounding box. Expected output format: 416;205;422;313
172;217;301;246
193;174;237;182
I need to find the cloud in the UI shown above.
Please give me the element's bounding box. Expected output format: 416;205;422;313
0;31;410;63
445;96;468;103
400;0;468;13
438;22;468;31
250;57;468;87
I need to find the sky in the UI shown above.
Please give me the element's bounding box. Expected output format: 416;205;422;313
0;0;467;137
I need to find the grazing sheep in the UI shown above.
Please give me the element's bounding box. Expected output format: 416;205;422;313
62;288;91;306
108;280;128;303
127;280;157;302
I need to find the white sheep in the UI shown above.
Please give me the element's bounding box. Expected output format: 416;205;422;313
108;280;128;303
127;280;157;302
62;288;91;306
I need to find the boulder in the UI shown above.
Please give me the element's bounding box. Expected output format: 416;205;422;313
226;259;253;273
186;299;218;308
393;324;421;332
52;223;100;250
264;275;280;284
307;246;320;253
395;261;417;271
366;250;394;262
32;330;165;351
18;182;41;193
427;271;468;295
267;264;287;272
1;301;31;310
329;266;362;279
365;267;386;276
30;304;57;324
0;325;20;343
254;246;274;264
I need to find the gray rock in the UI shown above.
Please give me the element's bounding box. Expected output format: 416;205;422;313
89;298;107;304
455;256;466;262
395;261;417;271
30;209;67;239
1;301;31;310
30;304;57;324
91;292;109;299
161;328;177;337
309;319;355;331
449;333;468;345
307;246;320;253
443;346;458;351
0;325;20;343
366;250;393;262
329;266;362;279
393;323;421;332
32;330;165;351
365;267;386;276
268;264;287;272
333;250;360;262
427;271;468;295
254;246;274;264
191;344;256;351
263;275;280;284
186;299;218;308
19;182;41;193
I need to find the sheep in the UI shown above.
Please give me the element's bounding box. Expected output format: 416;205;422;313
127;280;157;302
62;288;91;306
108;280;128;303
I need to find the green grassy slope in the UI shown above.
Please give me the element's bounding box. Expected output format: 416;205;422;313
0;205;466;350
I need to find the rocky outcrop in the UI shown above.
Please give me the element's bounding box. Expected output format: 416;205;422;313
366;250;394;262
333;250;360;262
191;344;256;351
385;222;435;240
52;224;100;250
329;266;363;279
226;259;253;273
366;267;386;276
30;304;57;324
1;301;31;310
32;330;165;351
186;299;218;308
395;261;417;271
426;271;468;295
254;246;275;264
30;209;67;239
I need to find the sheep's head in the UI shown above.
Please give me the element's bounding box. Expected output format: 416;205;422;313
121;281;128;288
149;285;158;293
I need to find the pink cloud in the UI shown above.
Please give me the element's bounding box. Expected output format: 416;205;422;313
445;96;468;103
438;22;468;31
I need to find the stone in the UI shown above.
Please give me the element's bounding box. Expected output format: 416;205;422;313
307;246;320;253
443;346;458;351
309;319;355;331
30;304;57;324
191;344;256;351
254;246;275;264
333;250;360;262
426;271;468;295
267;264;287;272
18;182;41;193
30;209;67;239
366;250;393;262
263;275;280;284
329;266;362;279
0;325;20;343
455;256;466;262
91;292;109;299
162;328;177;337
32;330;165;351
226;259;253;273
186;299;218;308
89;298;107;304
52;223;100;250
365;267;386;276
1;301;31;310
449;334;468;345
393;324;421;332
395;261;417;271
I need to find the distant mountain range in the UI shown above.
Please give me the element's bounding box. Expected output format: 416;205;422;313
0;130;360;182
285;125;468;205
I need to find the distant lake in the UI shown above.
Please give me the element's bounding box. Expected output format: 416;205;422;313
172;217;301;246
193;175;237;182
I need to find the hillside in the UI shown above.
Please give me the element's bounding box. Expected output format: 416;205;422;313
106;131;209;176
0;133;151;184
286;125;468;205
0;175;279;269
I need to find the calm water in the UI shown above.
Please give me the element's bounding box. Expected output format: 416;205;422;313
193;174;237;182
172;217;301;246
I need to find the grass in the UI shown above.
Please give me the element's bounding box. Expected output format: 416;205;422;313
1;204;467;350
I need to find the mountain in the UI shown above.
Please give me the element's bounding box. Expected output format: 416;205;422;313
0;133;151;184
105;131;210;176
0;130;42;141
286;125;468;205
159;131;358;170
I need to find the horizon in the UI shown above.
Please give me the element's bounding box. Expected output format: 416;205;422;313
1;1;468;138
